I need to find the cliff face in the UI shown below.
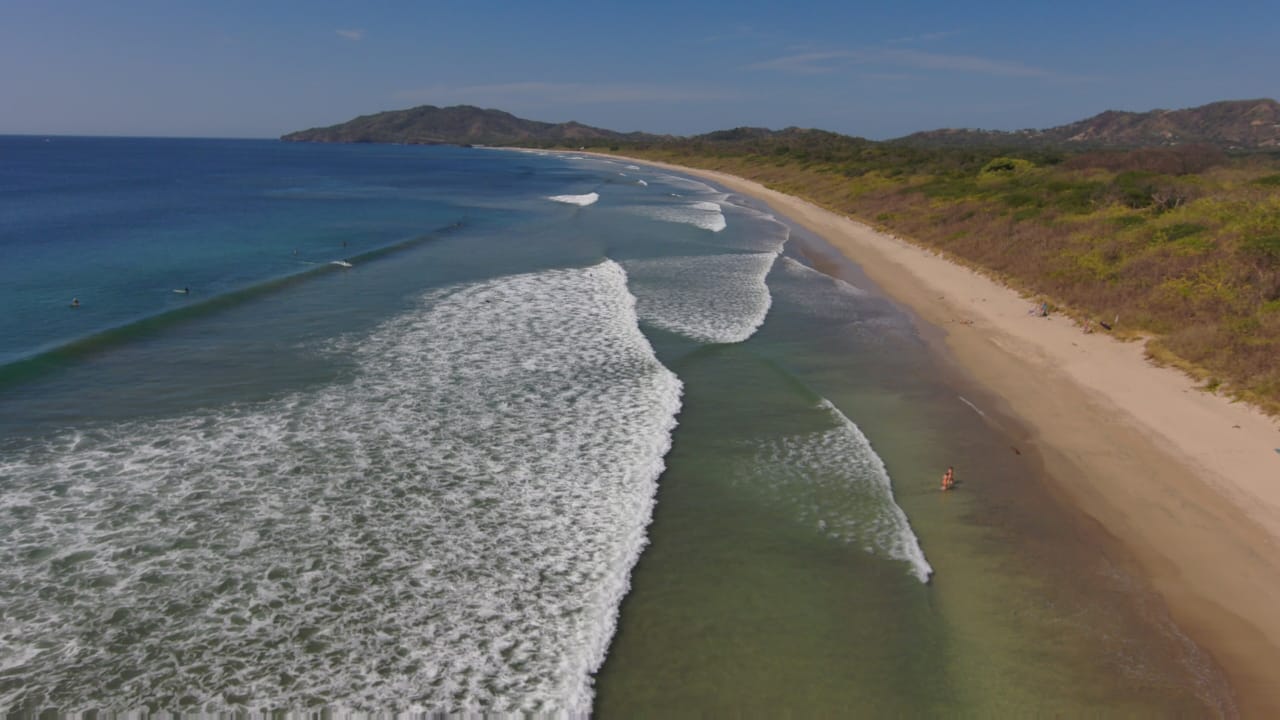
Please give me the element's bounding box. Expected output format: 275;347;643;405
280;105;661;146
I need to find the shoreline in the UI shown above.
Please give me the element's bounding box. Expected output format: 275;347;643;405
597;153;1280;714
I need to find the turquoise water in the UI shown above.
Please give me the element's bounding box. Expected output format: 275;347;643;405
0;139;1230;714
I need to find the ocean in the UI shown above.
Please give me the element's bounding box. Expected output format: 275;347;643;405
0;137;1233;714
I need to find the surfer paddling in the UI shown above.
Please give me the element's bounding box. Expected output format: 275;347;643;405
941;466;956;491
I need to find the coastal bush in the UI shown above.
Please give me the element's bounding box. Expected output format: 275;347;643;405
1049;180;1105;214
1151;222;1209;245
1113;171;1161;208
1063;145;1226;175
980;157;1036;176
1111;214;1146;228
1244;233;1280;261
1003;191;1042;209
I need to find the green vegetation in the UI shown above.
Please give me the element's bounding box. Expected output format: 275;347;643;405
281;105;664;146
573;133;1280;412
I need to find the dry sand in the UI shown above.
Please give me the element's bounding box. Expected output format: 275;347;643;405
603;156;1280;714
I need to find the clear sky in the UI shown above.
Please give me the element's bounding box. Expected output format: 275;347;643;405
2;0;1276;140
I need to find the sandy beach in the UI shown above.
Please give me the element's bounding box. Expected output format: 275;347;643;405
604;155;1280;714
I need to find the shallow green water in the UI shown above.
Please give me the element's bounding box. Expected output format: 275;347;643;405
595;234;1233;717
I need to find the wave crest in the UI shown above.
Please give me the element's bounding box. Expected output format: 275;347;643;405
745;399;932;582
622;253;776;344
548;192;599;206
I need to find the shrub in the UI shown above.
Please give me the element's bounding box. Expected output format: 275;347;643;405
980;157;1036;176
1114;171;1158;208
1243;234;1280;261
1063;145;1225;175
1153;222;1208;244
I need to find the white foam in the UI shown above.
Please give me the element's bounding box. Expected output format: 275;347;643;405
743;399;932;583
958;395;987;418
656;173;719;194
637;200;726;232
622;253;776;344
775;257;866;306
771;258;911;339
773;256;884;326
0;262;682;713
625;165;640;170
723;209;790;253
547;192;599;206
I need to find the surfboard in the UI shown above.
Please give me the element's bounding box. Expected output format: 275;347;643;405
331;260;353;268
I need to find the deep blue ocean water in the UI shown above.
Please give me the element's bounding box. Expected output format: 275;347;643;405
0;138;1228;714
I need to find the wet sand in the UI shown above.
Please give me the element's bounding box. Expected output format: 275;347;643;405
612;157;1280;715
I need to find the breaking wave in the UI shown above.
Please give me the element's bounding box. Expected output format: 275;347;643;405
637;199;727;232
622;253;777;344
547;192;599;206
0;262;682;714
742;399;932;583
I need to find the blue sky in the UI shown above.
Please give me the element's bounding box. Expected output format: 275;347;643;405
2;0;1276;139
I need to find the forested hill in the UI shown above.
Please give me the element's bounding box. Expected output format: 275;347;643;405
280;105;664;146
895;99;1280;150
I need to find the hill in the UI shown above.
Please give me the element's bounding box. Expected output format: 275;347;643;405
280;105;663;146
895;99;1280;150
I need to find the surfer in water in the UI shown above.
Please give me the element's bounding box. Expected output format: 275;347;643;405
941;466;956;491
70;297;80;308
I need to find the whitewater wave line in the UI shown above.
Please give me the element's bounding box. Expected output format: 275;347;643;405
745;399;933;583
547;192;599;206
0;261;682;714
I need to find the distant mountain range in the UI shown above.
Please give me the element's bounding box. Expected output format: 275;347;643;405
282;98;1280;151
894;99;1280;150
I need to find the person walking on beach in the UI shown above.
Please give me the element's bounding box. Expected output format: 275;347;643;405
941;466;955;491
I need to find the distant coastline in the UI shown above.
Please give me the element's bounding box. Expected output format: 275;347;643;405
283;100;1280;414
281;99;1280;149
589;151;1280;715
